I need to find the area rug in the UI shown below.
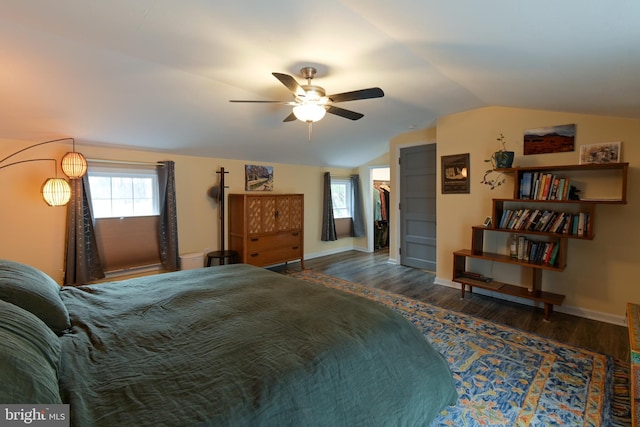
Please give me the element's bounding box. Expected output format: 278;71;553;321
290;269;631;427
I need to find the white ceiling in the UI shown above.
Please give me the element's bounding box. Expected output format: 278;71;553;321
1;1;639;168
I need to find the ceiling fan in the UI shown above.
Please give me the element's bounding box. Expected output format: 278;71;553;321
230;67;384;134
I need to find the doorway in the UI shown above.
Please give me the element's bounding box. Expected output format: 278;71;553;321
399;144;437;271
371;167;390;251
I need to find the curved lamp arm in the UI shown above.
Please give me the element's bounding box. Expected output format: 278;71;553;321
0;138;74;166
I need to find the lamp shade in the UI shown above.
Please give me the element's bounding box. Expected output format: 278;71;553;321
293;103;327;122
42;178;71;206
61;151;88;178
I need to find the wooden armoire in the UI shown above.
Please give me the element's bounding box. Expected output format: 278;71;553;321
228;194;304;268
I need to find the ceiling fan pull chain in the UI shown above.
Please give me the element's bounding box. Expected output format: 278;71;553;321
308;122;313;142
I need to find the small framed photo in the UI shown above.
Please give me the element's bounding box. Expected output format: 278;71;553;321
245;165;274;191
441;153;470;194
579;141;621;164
482;216;492;227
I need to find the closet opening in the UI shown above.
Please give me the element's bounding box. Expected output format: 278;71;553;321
371;167;390;251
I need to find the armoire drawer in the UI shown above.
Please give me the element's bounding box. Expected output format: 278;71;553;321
247;231;301;252
246;246;303;267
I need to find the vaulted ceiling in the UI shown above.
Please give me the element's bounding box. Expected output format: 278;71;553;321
1;1;638;168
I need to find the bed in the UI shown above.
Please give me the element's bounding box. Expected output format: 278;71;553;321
0;259;457;426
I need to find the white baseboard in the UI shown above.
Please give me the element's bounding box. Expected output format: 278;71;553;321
435;277;626;326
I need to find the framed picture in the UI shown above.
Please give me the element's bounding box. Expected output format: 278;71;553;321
579;141;621;164
482;216;492;227
441;153;470;194
523;124;575;155
245;165;274;191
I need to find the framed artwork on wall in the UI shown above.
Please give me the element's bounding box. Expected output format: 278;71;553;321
523;124;576;155
245;165;274;191
441;153;470;194
579;141;621;164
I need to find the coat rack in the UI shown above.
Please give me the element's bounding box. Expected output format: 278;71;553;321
206;167;238;266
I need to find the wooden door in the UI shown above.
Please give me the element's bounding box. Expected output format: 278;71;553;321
247;196;276;235
400;144;437;271
276;195;303;231
276;196;291;231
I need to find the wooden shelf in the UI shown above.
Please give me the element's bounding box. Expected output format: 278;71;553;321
454;249;565;272
453;275;565;320
491;200;596;240
510;162;628;203
453;276;565;306
453;163;627;321
504;162;628;173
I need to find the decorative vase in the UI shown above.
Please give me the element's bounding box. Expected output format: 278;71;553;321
494;151;515;168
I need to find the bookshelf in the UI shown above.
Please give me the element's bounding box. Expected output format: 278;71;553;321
453;162;628;320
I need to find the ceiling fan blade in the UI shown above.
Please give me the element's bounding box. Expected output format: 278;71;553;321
283;112;297;122
327;87;384;103
229;100;289;103
272;72;306;97
326;105;364;121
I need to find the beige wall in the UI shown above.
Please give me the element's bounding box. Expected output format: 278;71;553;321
3;105;637;322
0;140;358;283
389;106;639;322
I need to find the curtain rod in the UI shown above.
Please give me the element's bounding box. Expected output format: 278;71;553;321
87;158;165;167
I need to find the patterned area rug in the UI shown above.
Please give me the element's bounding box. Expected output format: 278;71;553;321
290;269;631;426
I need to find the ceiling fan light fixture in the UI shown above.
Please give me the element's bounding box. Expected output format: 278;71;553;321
293;103;326;123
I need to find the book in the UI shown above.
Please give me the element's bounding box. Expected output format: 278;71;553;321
548;243;560;266
584;213;591;236
549;178;557;200
561;178;571;200
520;172;533;199
556;178;566;201
577;212;585;236
507;209;522;229
514;209;530;230
550;212;566;233
542;212;558;232
541;173;554;200
535;210;552;231
531;172;540;199
571;214;579;235
524;209;540;230
499;210;510;228
536;174;546;199
517;236;525;260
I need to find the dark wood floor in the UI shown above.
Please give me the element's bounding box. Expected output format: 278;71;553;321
273;249;630;361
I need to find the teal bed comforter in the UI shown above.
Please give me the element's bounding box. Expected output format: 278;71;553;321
58;264;457;426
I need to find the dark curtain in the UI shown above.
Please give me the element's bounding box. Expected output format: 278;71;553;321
64;175;104;286
321;172;337;241
350;174;365;237
158;161;180;271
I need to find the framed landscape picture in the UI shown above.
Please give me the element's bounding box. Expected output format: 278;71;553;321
441;153;470;194
245;165;274;191
523;124;575;155
579;141;621;164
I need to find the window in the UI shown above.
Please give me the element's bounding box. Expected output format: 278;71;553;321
87;164;162;274
88;166;159;218
331;178;354;238
330;179;353;219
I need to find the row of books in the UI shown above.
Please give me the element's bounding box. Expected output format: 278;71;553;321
498;208;591;236
519;172;573;200
512;236;561;266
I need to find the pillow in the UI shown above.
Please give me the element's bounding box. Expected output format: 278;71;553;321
0;299;63;404
0;259;70;334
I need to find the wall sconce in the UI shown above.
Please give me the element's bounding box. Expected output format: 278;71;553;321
0;138;87;206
